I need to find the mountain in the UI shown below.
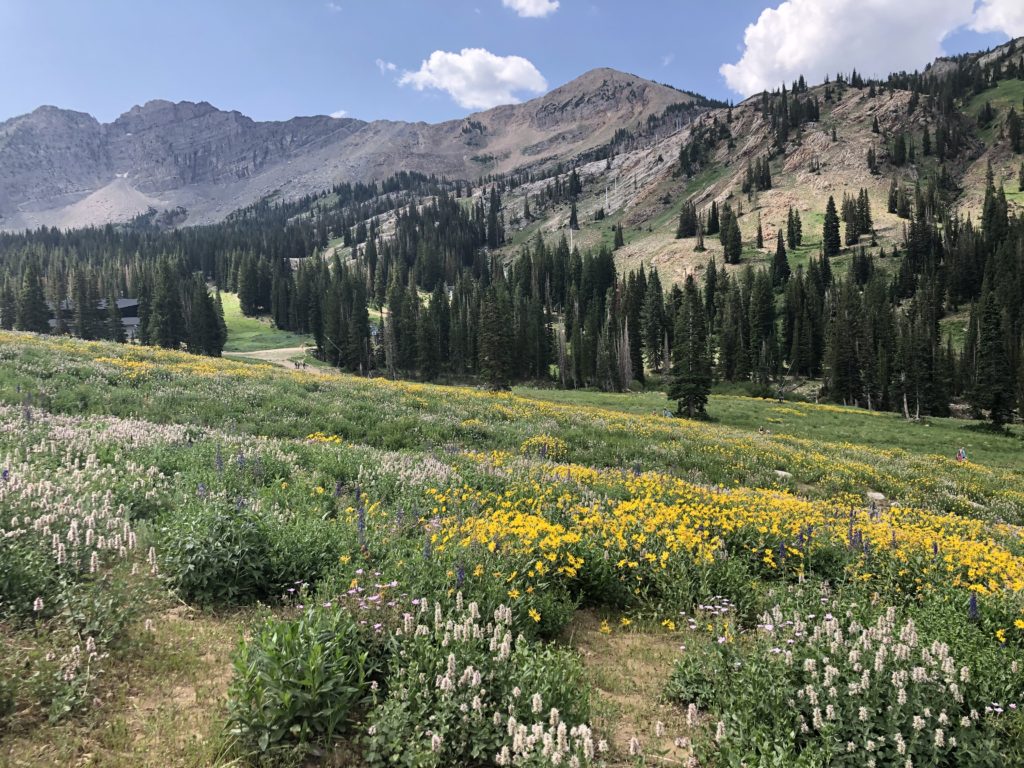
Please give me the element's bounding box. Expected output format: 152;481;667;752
0;68;701;230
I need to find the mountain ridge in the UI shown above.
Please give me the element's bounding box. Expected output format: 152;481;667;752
0;67;701;230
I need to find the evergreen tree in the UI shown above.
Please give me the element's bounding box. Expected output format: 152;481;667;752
641;270;666;371
822;195;841;257
237;254;259;316
149;260;185;349
970;287;1015;425
676;201;698;238
569;201;579;231
0;278;16;330
106;294;126;343
613;225;625;249
15;262;50;333
722;208;743;264
478;283;513;389
186;277;225;356
771;229;791;286
707;201;720;235
668;276;711;418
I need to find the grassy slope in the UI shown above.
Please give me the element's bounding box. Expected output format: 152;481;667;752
220;292;313;353
2;331;1023;766
514;387;1024;473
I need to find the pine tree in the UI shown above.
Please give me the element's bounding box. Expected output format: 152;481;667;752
970;287;1015;425
237;253;259;316
721;209;742;264
694;218;705;252
149;260;185;349
756;214;764;249
569;201;579;230
0;278;16;330
668;276;711;418
15;262;50;333
613;225;625;249
106;294;126;343
676;201;697;238
822;195;841;257
1007;107;1022;154
478;283;513;389
771;229;791;286
642;270;665;372
707;201;720;235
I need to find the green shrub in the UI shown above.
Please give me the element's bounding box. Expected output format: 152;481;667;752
228;607;380;758
158;502;274;605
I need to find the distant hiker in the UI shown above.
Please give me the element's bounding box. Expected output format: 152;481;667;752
956;447;967;463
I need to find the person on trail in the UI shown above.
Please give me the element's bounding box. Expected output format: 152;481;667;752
956;447;967;463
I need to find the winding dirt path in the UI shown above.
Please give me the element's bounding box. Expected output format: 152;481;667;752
225;346;336;375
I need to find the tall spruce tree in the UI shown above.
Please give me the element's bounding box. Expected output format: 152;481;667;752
15;262;51;333
822;195;841;257
970;287;1015;425
668;276;711;418
771;229;791;286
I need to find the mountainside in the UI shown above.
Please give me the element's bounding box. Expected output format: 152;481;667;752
488;37;1024;286
0;68;697;230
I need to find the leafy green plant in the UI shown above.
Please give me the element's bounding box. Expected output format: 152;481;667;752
158;501;274;605
227;606;380;758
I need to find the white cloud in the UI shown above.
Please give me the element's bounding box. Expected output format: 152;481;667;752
971;0;1024;37
375;58;397;75
325;2;341;11
720;0;975;97
502;0;559;18
399;48;547;110
330;109;347;118
661;53;675;68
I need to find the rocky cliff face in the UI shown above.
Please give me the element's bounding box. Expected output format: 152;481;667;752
0;69;694;230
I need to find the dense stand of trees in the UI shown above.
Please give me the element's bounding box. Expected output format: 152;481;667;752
2;45;1024;422
2;168;1023;423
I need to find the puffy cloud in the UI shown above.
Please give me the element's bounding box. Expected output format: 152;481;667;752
661;53;675;68
325;2;342;11
329;109;347;118
971;0;1024;37
375;58;397;74
399;48;547;110
720;0;975;97
502;0;559;18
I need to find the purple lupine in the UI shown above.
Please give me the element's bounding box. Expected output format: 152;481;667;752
196;483;207;499
1;468;8;482
456;564;465;587
968;592;979;622
357;505;367;548
215;445;224;473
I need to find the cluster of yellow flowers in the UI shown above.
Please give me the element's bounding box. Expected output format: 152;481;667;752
424;452;1024;599
519;434;569;461
306;431;343;444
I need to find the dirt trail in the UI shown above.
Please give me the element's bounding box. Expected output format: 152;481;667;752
226;346;336;376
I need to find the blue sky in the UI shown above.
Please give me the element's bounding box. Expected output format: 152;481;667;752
0;1;1018;125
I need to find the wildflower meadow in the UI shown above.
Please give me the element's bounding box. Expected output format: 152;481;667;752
1;331;1023;766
